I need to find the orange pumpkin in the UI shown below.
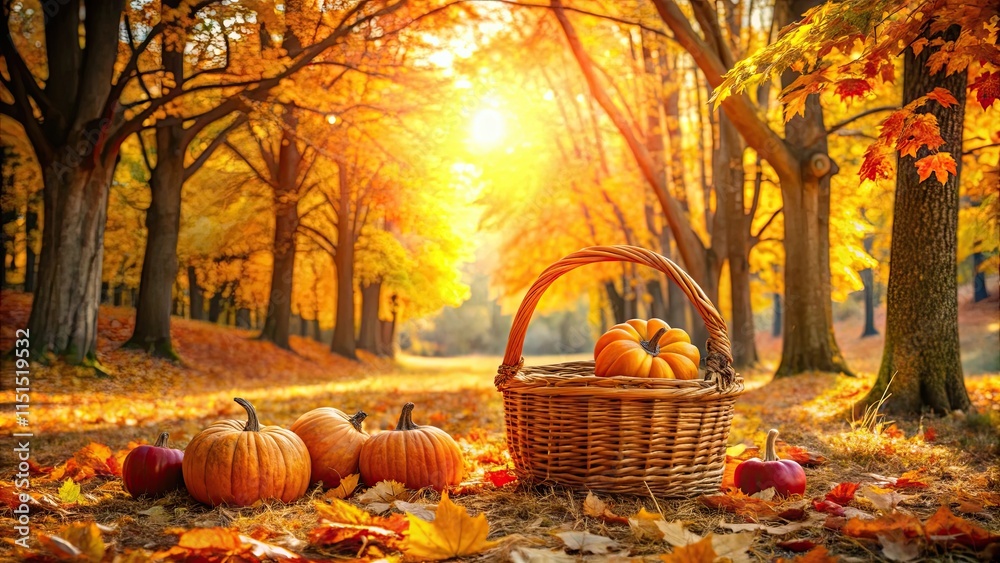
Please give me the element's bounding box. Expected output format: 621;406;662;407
594;318;700;379
291;408;370;489
182;398;310;506
359;403;464;491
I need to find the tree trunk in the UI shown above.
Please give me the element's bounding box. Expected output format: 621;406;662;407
861;25;970;415
357;280;383;354
312;318;322;342
24;191;39;293
126;123;184;359
378;294;398;358
331;166;357;359
236;307;251;328
972;252;988;302
299;315;309;337
187;266;204;320
208;288;225;323
605;280;626;324
717;114;758;368
772;292;782;337
860;234;878;337
26;156;115;366
113;284;125;306
259;118;301;349
646;279;667;319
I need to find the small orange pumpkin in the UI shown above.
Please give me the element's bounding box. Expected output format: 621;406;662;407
359;403;464;491
291;408;370;489
594;318;700;379
182;398;310;506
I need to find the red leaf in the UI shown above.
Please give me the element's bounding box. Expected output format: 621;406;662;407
776;539;820;553
700;491;778;520
834;78;872;103
860;144;893;183
970;71;1000;110
923;428;937;442
812;498;845;516
843;512;923;540
776;443;827;466
777;545;839;562
925;87;959;108
882;424;905;439
484;469;517;488
825;482;859;505
915;152;957;185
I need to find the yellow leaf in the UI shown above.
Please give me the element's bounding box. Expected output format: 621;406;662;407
404;492;495;561
655;520;703;547
629;507;665;540
659;535;716;563
58;478;81;504
324;474;360;500
358;480;408;505
39;522;106;562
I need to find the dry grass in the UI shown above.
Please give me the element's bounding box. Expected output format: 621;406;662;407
1;290;998;561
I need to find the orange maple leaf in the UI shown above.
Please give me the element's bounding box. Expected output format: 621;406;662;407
699;491;778;520
659;536;717;563
842;512;923;540
777;545;839;563
924;505;1000;549
825;482;859;505
915;152;957;184
925;87;959;108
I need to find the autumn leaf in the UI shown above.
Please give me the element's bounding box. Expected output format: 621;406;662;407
925;87;959;108
556;531;619;555
859;485;911;511
628;507;664;539
657;535;717;563
812;498;845;516
922;428;937;442
309;499;408;553
655;520;703;547
970;71;1000;109
358;480;408;505
700;491;778;520
923;505;1000;548
878;530;922;562
776;443;827;466
825;482;859;505
776;545;839;562
915;152;957;184
842;512;923;540
38;522;106;563
323;473;360;500
583;492;630;526
720;514;824;535
404;492;495;560
175;527;244;551
776;538;819;552
58;478;81;504
394;500;437;522
834;78;872;103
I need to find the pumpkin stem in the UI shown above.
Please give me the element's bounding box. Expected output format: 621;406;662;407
349;410;368;432
764;429;780;462
395;402;419;431
640;327;669;355
234;397;260;432
153;432;169;448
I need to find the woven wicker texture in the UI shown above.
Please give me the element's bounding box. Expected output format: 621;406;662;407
495;246;744;496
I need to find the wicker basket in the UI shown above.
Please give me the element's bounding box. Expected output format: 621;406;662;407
494;245;744;497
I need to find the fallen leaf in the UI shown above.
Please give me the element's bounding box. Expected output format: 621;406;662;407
628;507;665;540
323;473;360;500
700;491;777;520
404;491;495;560
241;535;303;560
923;505;1000;548
859;485;911;511
825;483;859;505
776;539;819;552
891;470;929;490
656;520;703;547
709;532;754;563
137;506;167;520
556;531;619;555
775;443;827;466
394;500;436;521
58;479;81;504
955;500;985;514
584;492;629;525
358;480;408;505
176;527;244;551
842;512;923;540
883;424;905;439
776;545;838;562
812;498;845;516
658;535;715;563
878;530;921;561
38;522;106;562
923;428;936;442
510;547;579;562
485;469;517;488
309;499;408;553
718;514;824;535
752;487;777;501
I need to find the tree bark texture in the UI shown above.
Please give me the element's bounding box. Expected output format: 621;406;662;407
863;25;971;415
357;280;382;354
331;165;357;359
187;266;204;320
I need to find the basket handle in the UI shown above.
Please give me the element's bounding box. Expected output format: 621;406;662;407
496;245;736;389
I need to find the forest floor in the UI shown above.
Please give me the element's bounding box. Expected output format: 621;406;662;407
1;289;998;562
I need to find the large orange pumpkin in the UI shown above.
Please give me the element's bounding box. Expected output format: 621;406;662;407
359;403;464;491
291;408;370;489
594;318;700;379
182;398;310;506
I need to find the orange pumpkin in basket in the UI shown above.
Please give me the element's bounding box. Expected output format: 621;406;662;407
594;318;700;379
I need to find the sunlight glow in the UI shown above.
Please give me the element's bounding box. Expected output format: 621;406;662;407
470;108;506;148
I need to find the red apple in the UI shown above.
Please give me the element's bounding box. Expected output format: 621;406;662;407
734;428;806;497
122;432;184;498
